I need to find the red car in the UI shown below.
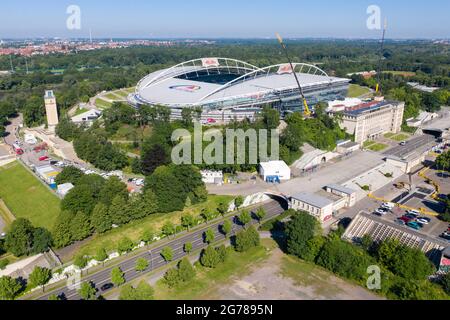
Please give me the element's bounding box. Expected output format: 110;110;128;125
38;156;49;161
399;216;413;223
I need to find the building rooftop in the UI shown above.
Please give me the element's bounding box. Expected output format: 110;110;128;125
291;192;334;209
44;90;54;99
343;100;397;117
259;160;290;171
325;184;356;195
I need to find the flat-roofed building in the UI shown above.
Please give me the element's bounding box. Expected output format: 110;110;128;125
259;160;291;182
325;184;357;208
336;100;405;144
291;192;334;223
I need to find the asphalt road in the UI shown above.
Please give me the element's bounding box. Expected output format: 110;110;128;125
383;134;436;158
35;199;287;300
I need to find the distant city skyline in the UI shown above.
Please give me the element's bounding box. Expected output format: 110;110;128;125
1;0;449;39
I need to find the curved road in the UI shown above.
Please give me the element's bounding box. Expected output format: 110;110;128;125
35;199;287;300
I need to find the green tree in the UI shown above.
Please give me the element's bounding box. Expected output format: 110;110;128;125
0;276;22;300
284;211;322;260
135;258;149;272
119;281;154;300
52;211;74;248
117;237;134;254
234;226;260;252
4;218;34;257
160;246;174;263
162;221;176;238
436;151;450;172
48;294;61;300
74;255;88;269
78;281;97;300
98;176;128;206
95;248;108;266
163;268;181;288
31;227;53;254
217;202;229;216
28;266;52;291
111;267;126;286
222;220;232;238
181;214;195;231
145;166;186;212
178;258;196;282
90;203;112;234
255;207;266;224
204;228;215;244
234;196;244;209
184;242;193;254
109;195;130;226
54;166;84;185
238;210;252;228
141;229;155;244
70;211;92;241
200;246;221;268
201;209;215;223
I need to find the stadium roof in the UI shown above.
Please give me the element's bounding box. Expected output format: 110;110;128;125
133;58;350;108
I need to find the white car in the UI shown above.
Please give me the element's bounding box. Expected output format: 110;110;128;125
382;202;395;210
375;208;388;216
416;218;430;225
406;210;420;216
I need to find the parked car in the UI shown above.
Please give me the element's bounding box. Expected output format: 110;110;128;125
406;210;420;216
404;214;418;220
395;219;406;226
400;141;407;146
416;217;431;225
375;208;388;216
38;156;49;161
406;221;422;230
441;233;450;241
382;202;395;210
399;216;413;223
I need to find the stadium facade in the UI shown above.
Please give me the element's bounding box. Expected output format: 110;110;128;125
128;58;351;123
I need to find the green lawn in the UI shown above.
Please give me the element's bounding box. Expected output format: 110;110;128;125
95;98;112;109
347;84;371;98
383;132;396;139
0;162;60;231
73;107;88;116
114;90;130;98
363;140;376;148
367;143;388;152
104;93;123;101
72;195;233;261
390;133;410;142
153;241;271;300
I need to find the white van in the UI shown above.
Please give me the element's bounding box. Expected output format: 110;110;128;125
382;202;395;210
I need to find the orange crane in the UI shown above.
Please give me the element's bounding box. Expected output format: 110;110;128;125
276;33;311;117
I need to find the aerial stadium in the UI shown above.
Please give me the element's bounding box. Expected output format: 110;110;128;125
128;58;351;123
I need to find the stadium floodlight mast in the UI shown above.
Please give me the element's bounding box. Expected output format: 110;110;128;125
276;33;312;117
375;18;388;94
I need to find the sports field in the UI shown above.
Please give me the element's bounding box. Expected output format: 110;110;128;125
0;161;60;230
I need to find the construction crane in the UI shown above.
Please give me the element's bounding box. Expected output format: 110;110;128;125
276;33;311;117
375;18;388;94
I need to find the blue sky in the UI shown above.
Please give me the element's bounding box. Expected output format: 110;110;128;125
0;0;449;39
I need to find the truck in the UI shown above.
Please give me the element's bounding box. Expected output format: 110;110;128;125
12;143;24;155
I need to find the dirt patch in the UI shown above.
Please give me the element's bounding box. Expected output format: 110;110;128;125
211;247;384;300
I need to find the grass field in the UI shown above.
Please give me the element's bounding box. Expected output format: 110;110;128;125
73;107;88;116
153;241;271;300
104;92;123;101
367;143;388;152
347;84;371;98
110;124;153;142
72;195;233;260
0;161;60;231
383;132;396;139
114;90;130;98
95;98;112;109
390;133;410;142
